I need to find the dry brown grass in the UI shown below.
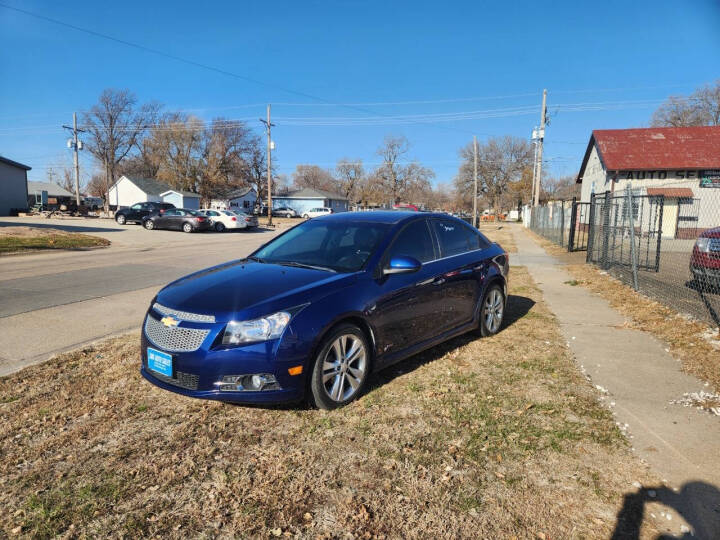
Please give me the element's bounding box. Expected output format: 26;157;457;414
0;227;110;254
478;223;517;253
565;263;720;392
0;268;659;538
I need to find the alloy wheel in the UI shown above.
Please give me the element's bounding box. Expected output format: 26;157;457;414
116;215;125;225
183;223;193;233
321;334;367;402
144;220;154;230
483;288;504;334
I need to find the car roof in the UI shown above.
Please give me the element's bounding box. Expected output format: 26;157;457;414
320;210;450;225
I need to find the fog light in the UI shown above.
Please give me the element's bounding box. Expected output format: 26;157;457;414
215;374;280;392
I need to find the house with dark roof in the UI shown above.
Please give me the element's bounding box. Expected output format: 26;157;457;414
272;187;348;215
0;156;31;216
576;126;720;237
26;181;74;210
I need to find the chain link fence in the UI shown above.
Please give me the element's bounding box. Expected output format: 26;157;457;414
529;183;720;328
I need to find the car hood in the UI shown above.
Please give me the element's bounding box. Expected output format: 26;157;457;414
155;260;355;322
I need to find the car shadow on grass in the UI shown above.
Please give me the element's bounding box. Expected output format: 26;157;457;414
611;481;720;539
364;294;536;395
229;294;535;411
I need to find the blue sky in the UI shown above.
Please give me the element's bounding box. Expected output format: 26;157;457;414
1;0;719;188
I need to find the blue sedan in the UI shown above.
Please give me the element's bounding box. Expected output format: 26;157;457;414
141;211;509;409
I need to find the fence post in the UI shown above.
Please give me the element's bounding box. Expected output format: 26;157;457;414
654;194;664;272
600;191;612;269
568;197;577;251
586;192;596;263
560;201;565;247
626;188;639;290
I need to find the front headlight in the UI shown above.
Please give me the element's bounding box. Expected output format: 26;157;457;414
222;311;291;345
695;237;711;253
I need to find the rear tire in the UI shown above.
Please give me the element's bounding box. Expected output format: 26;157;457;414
143;219;154;230
479;283;505;337
116;214;126;225
303;214;309;219
309;324;370;410
183;223;193;233
215;222;225;232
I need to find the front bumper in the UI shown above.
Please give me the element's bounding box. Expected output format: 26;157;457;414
140;311;307;404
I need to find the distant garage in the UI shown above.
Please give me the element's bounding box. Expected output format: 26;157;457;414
0;156;31;216
159;189;201;210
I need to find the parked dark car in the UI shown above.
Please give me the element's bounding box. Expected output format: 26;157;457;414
115;202;175;225
690;227;720;287
140;211;509;409
142;208;212;233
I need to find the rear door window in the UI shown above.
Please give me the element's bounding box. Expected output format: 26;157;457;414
387;219;435;263
431;219;481;258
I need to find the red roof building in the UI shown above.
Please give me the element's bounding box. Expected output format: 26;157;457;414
578;126;720;180
576;126;720;238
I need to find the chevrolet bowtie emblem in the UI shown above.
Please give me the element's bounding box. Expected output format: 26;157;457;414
161;315;180;327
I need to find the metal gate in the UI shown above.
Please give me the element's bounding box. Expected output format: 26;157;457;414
567;198;591;252
586;191;664;272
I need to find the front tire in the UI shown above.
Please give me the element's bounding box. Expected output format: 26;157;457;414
143;219;154;230
310;324;370;410
302;214;309;219
116;214;126;225
215;222;225;232
183;223;193;233
479;283;505;337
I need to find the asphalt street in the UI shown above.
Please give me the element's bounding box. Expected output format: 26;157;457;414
0;217;284;375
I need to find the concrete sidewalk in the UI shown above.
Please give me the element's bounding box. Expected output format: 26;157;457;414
510;224;720;538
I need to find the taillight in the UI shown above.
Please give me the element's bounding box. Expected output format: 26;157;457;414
245;217;251;222
231;216;237;221
196;217;205;222
159;209;166;214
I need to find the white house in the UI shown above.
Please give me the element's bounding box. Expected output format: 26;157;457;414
160;189;201;210
108;176;172;208
209;187;257;211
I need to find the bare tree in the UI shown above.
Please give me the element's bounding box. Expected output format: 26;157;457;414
292;164;338;192
200;118;258;202
543;175;580;201
146;113;205;192
46;161;75;194
454;136;533;216
374;135;434;205
651;80;720;127
82;89;156;210
335;159;365;203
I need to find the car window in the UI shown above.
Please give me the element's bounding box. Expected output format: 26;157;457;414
254;220;391;272
164;209;178;216
387;219;435;263
131;203;142;210
221;210;234;216
432;219;479;257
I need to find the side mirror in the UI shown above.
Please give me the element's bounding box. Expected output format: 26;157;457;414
383;255;422;275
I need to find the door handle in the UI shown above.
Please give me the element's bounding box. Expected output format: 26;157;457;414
433;278;446;286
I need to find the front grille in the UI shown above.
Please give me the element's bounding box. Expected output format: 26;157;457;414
144;316;211;352
153;302;215;323
148;368;199;390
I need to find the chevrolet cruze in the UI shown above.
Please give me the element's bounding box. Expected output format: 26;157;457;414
141;211;509;409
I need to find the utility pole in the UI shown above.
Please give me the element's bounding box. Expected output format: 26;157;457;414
533;89;547;207
260;104;275;226
62;113;85;207
473;135;478;228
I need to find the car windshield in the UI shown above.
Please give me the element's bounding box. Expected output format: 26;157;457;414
251;220;391;272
